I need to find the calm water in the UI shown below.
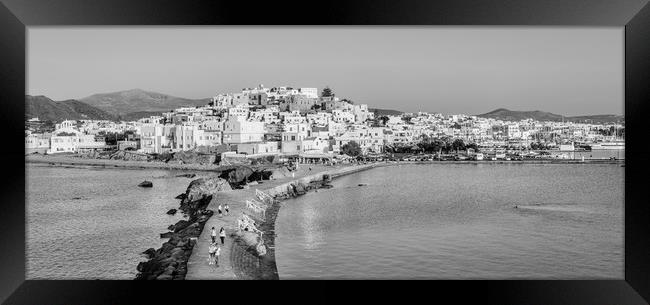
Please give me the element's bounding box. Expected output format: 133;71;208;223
26;164;197;279
275;163;624;279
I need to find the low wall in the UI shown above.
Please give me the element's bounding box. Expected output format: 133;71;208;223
263;163;378;198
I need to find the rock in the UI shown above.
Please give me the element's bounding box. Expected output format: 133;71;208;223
294;183;307;195
142;248;156;259
358;183;367;186
160;232;173;238
138;180;153;187
163;265;176;275
167;224;175;231
175;193;186;200
172;220;191;233
166;209;177;215
170;247;185;260
156;273;173;280
182;177;232;204
223;166;254;184
136;260;162;274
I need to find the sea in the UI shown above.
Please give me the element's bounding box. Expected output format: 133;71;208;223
26;161;624;280
275;162;624;279
26;163;197;279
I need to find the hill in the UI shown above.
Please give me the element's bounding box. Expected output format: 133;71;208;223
477;108;624;124
370;108;403;116
565;114;625;124
26;95;116;122
80;88;210;116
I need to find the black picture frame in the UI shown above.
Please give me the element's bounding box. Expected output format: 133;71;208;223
1;0;649;304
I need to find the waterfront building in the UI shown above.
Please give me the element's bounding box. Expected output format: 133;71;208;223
222;117;265;144
48;129;106;154
139;123;173;154
25;132;51;154
237;141;280;155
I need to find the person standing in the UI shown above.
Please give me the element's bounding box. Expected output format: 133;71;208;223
219;227;226;244
217;204;223;217
215;244;221;267
208;242;217;265
224;204;229;216
211;226;217;243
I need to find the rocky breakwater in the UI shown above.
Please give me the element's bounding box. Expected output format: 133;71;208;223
232;176;333;280
217;165;277;189
135;176;232;280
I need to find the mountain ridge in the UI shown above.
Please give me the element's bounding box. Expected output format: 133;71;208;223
79;88;210;116
477;108;624;124
26;95;116;122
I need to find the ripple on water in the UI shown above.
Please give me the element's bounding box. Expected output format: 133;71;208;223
27;164;197;279
275;163;624;279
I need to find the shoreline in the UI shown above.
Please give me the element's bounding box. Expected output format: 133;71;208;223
26;153;623;172
25;154;284;172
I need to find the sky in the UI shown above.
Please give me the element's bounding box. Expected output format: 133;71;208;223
27;27;623;116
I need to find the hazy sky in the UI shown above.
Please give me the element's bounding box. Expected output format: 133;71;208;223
28;27;623;116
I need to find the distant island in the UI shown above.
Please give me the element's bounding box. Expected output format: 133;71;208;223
477;108;624;124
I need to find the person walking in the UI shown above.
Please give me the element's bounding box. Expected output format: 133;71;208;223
214;244;221;267
219;227;226;244
217;204;223;217
211;226;217;243
208;242;217;265
224;204;229;216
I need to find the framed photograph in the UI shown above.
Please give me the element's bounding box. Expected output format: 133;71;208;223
1;0;649;304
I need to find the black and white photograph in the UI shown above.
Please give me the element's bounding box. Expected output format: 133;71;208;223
23;26;626;281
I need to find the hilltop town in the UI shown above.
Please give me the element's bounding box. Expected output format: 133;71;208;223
25;84;625;163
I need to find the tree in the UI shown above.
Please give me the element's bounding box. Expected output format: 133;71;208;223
451;139;466;152
342;98;354;104
341;141;362;157
466;142;479;152
379;116;389;126
321;86;334;97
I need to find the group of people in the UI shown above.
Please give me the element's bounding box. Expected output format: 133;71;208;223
207;204;228;267
208;226;227;267
217;203;229;217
